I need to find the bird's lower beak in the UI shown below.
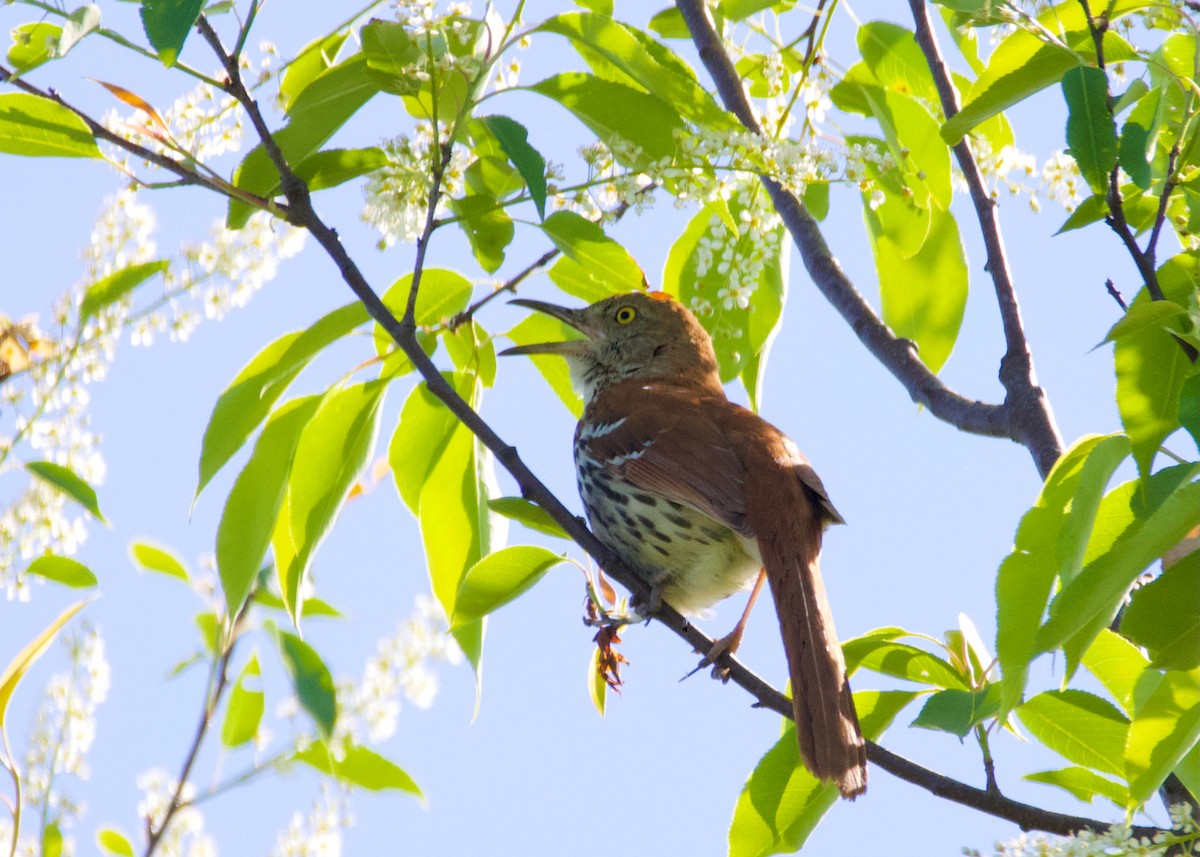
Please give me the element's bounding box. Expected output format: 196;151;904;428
499;298;597;357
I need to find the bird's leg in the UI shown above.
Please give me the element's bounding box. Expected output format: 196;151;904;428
685;568;766;682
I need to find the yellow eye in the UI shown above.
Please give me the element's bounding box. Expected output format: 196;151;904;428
615;306;637;325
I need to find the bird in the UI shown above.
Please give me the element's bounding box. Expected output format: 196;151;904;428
500;289;867;799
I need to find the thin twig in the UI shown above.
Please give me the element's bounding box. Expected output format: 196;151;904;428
908;0;1062;478
143;643;237;857
201;6;1169;841
0;66;280;215
1105;279;1128;310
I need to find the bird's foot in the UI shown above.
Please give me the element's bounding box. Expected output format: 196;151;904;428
628;585;662;624
682;626;745;683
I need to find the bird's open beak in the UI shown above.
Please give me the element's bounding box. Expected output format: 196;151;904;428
498;298;598;357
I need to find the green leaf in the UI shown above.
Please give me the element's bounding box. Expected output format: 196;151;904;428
221;653;264;748
0;93;100;158
196;301;369;499
444;320;497;387
858;21;939;106
719;0;794;19
279;31;351;110
1036;466;1200;664
1024;767;1129;807
448;194;514;274
1082;628;1150;716
996;433;1131;713
229;53;379;227
840;638;967;689
295;742;423;797
1119;122;1152;191
195;612;220;656
374;270;474;358
8;23;64;72
647;7;689;39
661;201;787;394
1111;261;1195;477
25;555;97;588
271;626;337;738
911;686;1001;737
217;396;322;620
536;13;730;130
941;2;1147;143
504;314;584;417
1062;66;1117;194
274;380;387;625
453;545;564;628
486;497;570;539
41;822;63;857
58;5;100;56
1123;553;1200;671
587;646;607;716
253;589;344;619
868;206;967;374
390;381;461;514
25;460;105;522
1126;665;1200;805
130;540;189;582
78;260;169;324
1180;373;1200;453
541;211;646;292
359;19;423;95
1017;689;1129;778
481;115;547;220
404;371;495;686
574;0;612;12
728;691;916;857
293;147;388;192
95;828;135;857
0;600;88;726
529;72;683;164
139;0;204;66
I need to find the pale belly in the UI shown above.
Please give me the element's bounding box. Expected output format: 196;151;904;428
577;466;761;615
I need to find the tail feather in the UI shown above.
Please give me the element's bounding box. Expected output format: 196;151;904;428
758;489;867;799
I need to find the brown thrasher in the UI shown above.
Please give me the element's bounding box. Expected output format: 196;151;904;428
501;290;867;798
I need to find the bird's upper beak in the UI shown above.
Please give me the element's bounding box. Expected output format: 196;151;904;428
499;298;599;358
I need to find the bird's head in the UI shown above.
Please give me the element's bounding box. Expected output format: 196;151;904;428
500;291;721;405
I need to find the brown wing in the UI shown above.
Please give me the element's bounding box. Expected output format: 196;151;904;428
580;380;752;536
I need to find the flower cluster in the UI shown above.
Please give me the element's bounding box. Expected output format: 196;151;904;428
17;628;110;842
136;769;217;857
1039;150;1085;212
688;181;783;316
270;784;354;857
965;806;1199;857
362;125;472;247
334;594;463;746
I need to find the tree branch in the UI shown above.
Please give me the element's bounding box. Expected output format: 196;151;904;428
672;0;1016;449
200;9;1167;843
907;0;1063;478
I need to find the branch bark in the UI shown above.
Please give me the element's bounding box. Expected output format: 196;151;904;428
907;0;1063;478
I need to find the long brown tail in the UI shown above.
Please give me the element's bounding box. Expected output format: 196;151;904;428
756;488;867;799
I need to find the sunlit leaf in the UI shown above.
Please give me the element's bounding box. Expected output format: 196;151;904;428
130;540;189;582
293;147;388;192
8;23;64;72
481;115;547;220
295;741;423;797
271;625;337;738
221;653;264;748
1122;553;1200;671
541;211;646;293
78;260;169;324
196;301;368;500
1017;689;1129;778
218;396;322;620
0;92;100;158
1063;67;1117;194
1126;666;1200;806
274;381;386;625
728;691;916;857
1024;767;1128;808
96;828;135;857
911;686;1000;737
453;545;565;628
487;497;570;539
26;460;105;522
25;555;97;589
0;600;88;726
